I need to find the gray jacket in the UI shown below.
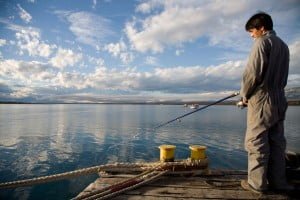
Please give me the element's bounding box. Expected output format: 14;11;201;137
241;30;289;131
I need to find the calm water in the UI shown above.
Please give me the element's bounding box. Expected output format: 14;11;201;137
0;104;299;199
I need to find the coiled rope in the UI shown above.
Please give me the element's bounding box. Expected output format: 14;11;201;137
97;170;168;200
74;164;168;200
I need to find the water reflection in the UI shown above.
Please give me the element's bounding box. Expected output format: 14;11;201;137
0;104;299;199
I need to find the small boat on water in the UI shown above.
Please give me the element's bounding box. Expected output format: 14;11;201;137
189;104;199;109
183;103;199;109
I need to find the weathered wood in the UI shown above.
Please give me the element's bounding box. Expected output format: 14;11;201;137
113;175;288;200
77;170;294;200
117;186;280;199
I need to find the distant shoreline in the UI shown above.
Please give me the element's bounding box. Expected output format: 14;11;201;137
1;100;299;106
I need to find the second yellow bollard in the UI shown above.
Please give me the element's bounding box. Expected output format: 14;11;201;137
189;145;207;160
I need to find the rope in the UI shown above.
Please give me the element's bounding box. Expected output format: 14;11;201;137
74;159;208;199
0;162;160;189
0;165;103;189
74;164;168;200
73;169;155;200
0;159;207;190
97;159;207;172
98;170;168;200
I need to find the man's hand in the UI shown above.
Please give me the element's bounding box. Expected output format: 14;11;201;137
242;97;248;106
236;97;248;109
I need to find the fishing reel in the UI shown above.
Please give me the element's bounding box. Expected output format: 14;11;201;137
236;98;247;109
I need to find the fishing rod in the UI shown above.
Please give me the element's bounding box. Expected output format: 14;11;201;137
154;92;240;129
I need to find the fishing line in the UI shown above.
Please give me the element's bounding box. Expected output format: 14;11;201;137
154;92;240;129
120;92;240;154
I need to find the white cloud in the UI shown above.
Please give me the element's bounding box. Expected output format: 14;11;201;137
287;74;300;88
135;2;152;14
10;87;34;98
55;11;114;47
0;39;5;58
1;51;297;101
104;41;134;64
50;48;82;69
120;52;134;64
126;0;299;53
0;39;6;46
175;49;184;56
0;18;34;32
17;4;32;23
136;60;244;92
55;72;87;89
88;56;105;67
92;0;97;9
135;0;165;14
87;67;139;90
1;57;244;94
15;28;54;57
52;60;240;101
145;56;157;65
287;39;300;88
0;59;87;90
0;60;57;85
289;40;300;74
105;42;126;57
126;1;245;53
85;60;244;93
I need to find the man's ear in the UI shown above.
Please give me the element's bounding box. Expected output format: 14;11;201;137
260;26;266;33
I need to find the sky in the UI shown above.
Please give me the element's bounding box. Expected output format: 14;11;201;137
0;0;299;103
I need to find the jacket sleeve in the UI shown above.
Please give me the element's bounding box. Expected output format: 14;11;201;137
240;38;269;100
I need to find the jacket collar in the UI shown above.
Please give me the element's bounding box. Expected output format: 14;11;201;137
265;30;276;36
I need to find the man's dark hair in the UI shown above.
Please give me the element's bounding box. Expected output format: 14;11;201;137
245;12;273;31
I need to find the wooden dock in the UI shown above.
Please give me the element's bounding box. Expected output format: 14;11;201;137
0;152;298;199
74;156;300;200
76;169;299;199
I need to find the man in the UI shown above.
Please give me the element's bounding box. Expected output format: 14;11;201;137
240;12;292;193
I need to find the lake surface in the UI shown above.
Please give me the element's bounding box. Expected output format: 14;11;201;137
0;104;299;199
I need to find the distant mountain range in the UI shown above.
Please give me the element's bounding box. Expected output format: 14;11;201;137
1;87;299;105
285;87;300;100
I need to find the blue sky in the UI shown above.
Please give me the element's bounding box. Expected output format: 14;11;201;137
0;0;299;103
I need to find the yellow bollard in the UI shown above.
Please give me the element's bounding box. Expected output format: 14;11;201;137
189;145;207;160
158;145;176;162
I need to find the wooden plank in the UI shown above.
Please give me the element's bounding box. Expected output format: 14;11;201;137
116;189;288;199
77;171;290;200
147;176;243;187
113;177;288;200
76;177;126;197
115;176;287;200
113;186;288;200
